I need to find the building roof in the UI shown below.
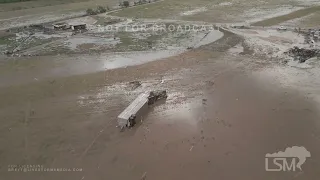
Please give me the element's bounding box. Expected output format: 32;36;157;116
68;22;86;26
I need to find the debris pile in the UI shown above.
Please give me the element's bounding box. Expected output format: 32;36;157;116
148;90;168;105
301;29;320;47
128;114;137;127
128;81;141;90
286;46;320;63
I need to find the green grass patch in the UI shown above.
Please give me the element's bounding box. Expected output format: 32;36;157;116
252;6;320;26
0;37;13;44
0;36;18;50
0;0;33;3
115;31;166;51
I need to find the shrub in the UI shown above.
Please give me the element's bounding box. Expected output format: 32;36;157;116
86;8;97;15
123;1;130;7
97;6;107;13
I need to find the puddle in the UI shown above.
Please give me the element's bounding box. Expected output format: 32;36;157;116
102;49;184;69
155;102;199;126
193;30;224;48
65;36;120;50
156;29;223;49
180;7;207;16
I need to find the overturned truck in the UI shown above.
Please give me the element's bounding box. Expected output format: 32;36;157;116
117;90;167;129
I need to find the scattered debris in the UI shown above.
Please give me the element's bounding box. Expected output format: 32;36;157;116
277;26;287;31
148;90;167;105
286;46;319;63
231;24;249;29
128;81;142;90
299;28;320;47
128;114;137;127
53;23;69;30
70;23;87;31
189;146;194;151
202;98;207;105
206;80;214;86
3;50;13;55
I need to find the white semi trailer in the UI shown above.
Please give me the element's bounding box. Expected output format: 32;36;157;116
117;90;167;129
117;93;149;128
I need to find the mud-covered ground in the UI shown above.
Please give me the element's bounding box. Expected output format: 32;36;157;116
1;32;320;180
1;0;320;180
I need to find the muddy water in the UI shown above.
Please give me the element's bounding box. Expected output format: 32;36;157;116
39;65;320;180
65;36;120;50
118;69;320;180
1;40;320;180
0;30;223;87
102;49;185;69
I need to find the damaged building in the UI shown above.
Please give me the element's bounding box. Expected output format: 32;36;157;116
69;23;87;31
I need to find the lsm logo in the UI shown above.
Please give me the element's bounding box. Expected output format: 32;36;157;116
265;146;311;172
